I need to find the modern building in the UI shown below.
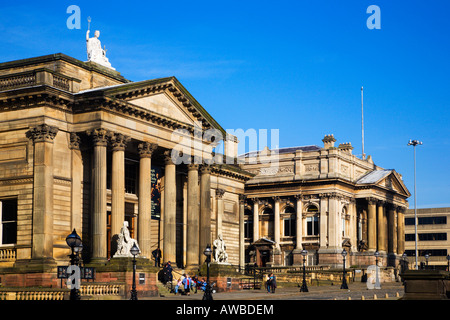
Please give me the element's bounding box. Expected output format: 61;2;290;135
404;207;450;270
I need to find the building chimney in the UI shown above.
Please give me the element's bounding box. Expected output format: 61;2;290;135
338;142;353;154
322;134;336;149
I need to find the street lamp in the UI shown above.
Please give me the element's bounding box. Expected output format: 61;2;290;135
203;244;213;300
66;229;82;300
374;251;381;289
130;243;140;300
300;249;308;292
424;253;430;269
408;139;422;270
340;249;348;289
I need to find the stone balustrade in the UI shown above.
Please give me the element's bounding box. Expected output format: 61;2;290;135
0;289;67;300
0;68;80;92
0;248;16;261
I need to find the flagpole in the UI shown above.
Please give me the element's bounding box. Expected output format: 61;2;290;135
361;86;365;160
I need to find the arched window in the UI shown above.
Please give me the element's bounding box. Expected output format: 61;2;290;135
306;205;319;236
263;207;273;214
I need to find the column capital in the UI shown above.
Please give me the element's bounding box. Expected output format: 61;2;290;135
164;149;175;165
366;197;378;205
187;163;199;171
239;194;246;203
294;194;302;201
87;128;109;146
272;196;281;202
26;124;59;143
216;188;225;198
69;132;81;150
377;199;386;207
110;133;130;151
200;163;212;174
138;142;158;158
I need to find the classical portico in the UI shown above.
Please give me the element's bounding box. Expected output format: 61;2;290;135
0;53;251;290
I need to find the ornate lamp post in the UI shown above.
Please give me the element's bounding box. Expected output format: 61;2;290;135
203;244;213;300
340;249;348;289
66;229;82;300
374;251;381;289
130;243;140;300
300;249;308;292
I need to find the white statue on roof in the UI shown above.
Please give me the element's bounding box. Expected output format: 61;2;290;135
85;17;115;70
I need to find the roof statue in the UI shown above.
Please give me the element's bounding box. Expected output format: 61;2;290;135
86;17;115;70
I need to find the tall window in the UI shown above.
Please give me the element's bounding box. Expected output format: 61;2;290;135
284;206;296;237
306;205;319;236
0;199;17;245
125;161;138;194
244;208;253;239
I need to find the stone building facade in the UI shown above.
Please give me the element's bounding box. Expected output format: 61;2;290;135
0;53;251;286
241;135;410;268
0;53;410;288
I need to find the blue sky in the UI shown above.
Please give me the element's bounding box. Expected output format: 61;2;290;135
0;1;449;208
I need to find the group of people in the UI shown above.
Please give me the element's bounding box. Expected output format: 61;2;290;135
266;273;277;293
174;274;211;295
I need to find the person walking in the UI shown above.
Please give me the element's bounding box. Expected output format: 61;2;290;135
266;274;271;293
269;273;277;293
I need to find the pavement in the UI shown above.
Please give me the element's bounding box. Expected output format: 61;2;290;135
142;281;405;300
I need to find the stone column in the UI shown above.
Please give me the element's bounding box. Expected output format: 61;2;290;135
110;133;129;254
349;199;358;252
377;201;387;253
69;133;82;233
319;195;328;249
253;198;259;242
138;142;157;259
367;198;377;252
273;197;281;250
216;189;225;239
397;207;405;254
26;124;58;262
295;195;303;250
328;194;339;250
199;164;212;255
239;195;246;270
186;163;200;267
87;128;109;261
163;150;177;263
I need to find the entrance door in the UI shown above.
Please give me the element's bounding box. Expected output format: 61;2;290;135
259;250;270;267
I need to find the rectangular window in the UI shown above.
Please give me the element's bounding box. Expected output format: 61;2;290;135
244;220;253;239
307;216;319;236
405;216;447;225
284;217;296;237
125;161;138;194
0;199;17;245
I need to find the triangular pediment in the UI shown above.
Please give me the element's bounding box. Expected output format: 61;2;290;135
127;93;195;125
357;169;410;197
75;76;225;136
